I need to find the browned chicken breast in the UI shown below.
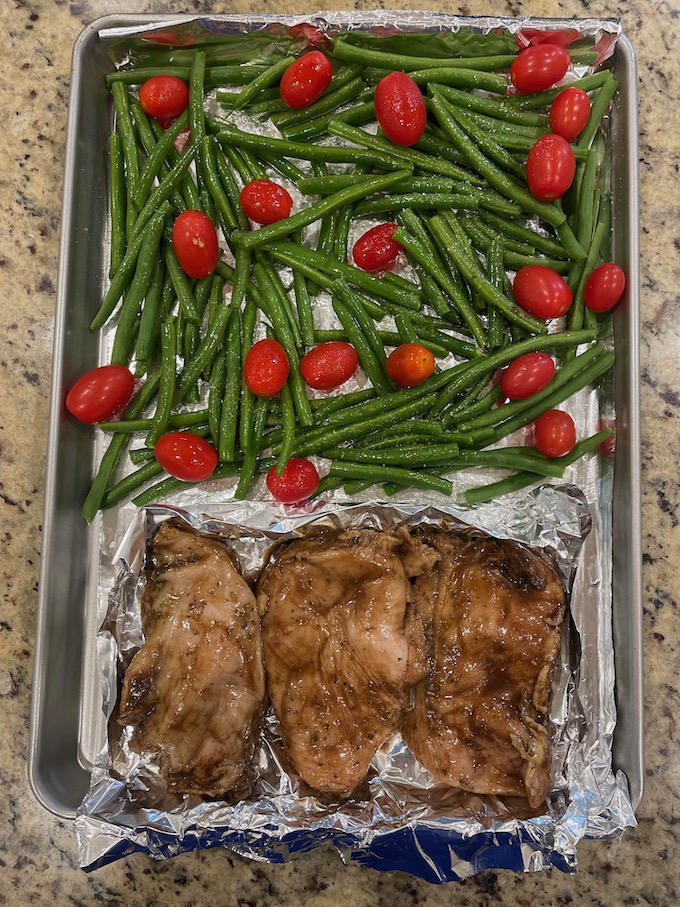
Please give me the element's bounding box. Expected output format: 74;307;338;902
118;519;266;798
403;528;566;809
257;528;434;798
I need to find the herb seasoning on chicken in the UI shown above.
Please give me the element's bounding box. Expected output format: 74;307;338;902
257;528;435;798
118;519;266;798
403;528;567;809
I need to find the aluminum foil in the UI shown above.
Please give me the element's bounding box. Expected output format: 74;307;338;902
75;12;635;880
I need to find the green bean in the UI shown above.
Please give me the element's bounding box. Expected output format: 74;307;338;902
412;67;507;93
428;214;547;334
208;345;228;448
264;241;421;310
110;213;166;366
231;56;292;110
300;175;464;196
99;409;209;434
251;151;306;184
212;121;407;170
272;73;366;129
91;199;173;332
568;221;608;336
255;254;303;352
443;103;527;180
232;169;411;251
130;145;195;245
478;210;567;259
276;382;296;474
174;295;229;405
332;290;393;395
129;447;156;466
354;193;477;218
133;105;189;205
82;369;160;522
291;233;315;348
201;135;239;231
252;262;312;427
310;388;377;419
391;227;486;346
134;256;165;374
107;65;269;87
283;99;376;143
463;429;613;505
145;319;177;448
239;300;258;452
131;460;238;508
102;459;166;510
334;281;387;366
433;84;550;127
111;82;140;203
327;119;477;183
430;91;565;228
331;38;516;74
218;306;242;462
235;396;270;500
214;149;250;231
108;133;126;278
576;75;620;151
164;241;201;324
241;148;266;180
504;71;612;110
327;460;452;496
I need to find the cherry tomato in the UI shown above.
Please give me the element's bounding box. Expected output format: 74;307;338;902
500;352;556;400
240;180;293;225
510;44;571;94
385;344;435;388
171;210;219;278
300;342;359;390
584;263;626;313
243;339;289;397
280;51;333;109
374;72;427;147
138;75;189;120
154;432;218;482
65;364;135;424
533;410;576;458
266;458;320;504
514;266;573;320
352;223;403;273
526;133;575;201
549;87;591;141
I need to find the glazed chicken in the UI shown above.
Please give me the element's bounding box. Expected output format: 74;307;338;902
118;519;266;798
257;529;434;798
403;528;566;809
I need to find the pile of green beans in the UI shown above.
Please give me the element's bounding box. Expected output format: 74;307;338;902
84;29;619;519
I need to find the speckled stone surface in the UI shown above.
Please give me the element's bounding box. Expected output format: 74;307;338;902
0;0;676;903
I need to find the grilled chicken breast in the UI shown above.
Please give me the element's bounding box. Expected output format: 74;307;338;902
118;519;266;798
257;528;434;798
403;528;566;809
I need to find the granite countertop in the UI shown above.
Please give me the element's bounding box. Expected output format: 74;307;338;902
1;0;675;903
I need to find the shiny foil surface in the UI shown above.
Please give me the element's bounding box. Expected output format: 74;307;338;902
74;13;634;880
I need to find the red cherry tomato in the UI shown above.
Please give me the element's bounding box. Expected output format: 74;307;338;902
514;266;573;320
534;410;576;458
138;75;189;120
500;352;556;400
243;339;289;397
266;458;320;504
374;72;427;146
352;223;403;273
510;44;571;94
549;87;591;141
280;51;333;109
385;344;435;388
584;263;626;313
171;210;219;278
526;133;576;201
300;342;359;390
240;180;293;225
154;432;218;482
65;364;135;424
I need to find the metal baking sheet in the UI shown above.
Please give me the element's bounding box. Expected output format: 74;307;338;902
29;13;642;820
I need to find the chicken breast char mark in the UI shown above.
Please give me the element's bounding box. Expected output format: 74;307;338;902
257;528;435;798
403;529;566;809
118;519;266;798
